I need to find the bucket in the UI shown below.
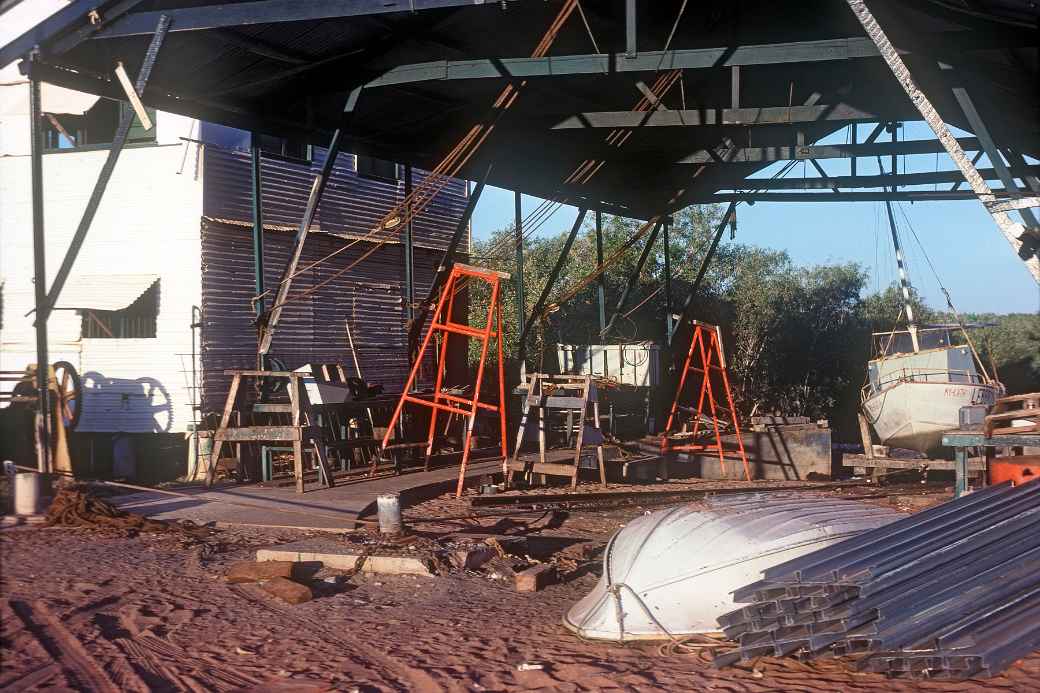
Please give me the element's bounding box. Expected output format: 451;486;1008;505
14;472;41;516
376;493;404;535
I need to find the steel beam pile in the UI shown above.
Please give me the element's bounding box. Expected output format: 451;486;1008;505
714;480;1040;679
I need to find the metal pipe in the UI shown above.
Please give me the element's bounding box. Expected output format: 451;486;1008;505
514;190;525;338
603;219;662;337
29;74;49;475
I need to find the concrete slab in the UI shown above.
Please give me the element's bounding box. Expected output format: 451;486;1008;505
109;458;502;531
257;539;434;576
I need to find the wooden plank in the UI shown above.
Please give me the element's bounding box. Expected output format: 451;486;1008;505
215;426;303;442
515;564;556;592
507;461;579;478
223;370;297;376
842;454;986;471
253;403;292;413
207;372;241;486
986;408;1040;421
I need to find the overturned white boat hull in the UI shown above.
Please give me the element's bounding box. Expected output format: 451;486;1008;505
564;494;898;640
863;380;998;454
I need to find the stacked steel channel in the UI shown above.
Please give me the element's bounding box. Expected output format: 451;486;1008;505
714;479;1040;679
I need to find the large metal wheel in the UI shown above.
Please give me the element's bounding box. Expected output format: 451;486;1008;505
52;361;82;432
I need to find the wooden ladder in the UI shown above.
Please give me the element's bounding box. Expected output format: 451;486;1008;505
506;373;607;489
375;264;509;498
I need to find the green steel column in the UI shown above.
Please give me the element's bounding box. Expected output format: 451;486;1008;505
29;75;50;474
663;215;673;345
595;210;607;376
250;133;264;317
250;133;265;369
514;190;525;336
404;164;415;327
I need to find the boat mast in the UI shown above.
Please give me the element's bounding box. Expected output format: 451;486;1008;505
881;149;920;353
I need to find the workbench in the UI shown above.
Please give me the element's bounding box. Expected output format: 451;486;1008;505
942;431;1040;498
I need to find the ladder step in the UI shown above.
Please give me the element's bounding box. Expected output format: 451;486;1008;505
383;441;431;450
403;395;470;418
435;321;496;339
440;392;499;412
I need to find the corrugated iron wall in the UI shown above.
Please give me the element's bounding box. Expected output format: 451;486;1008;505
200;221;445;411
203;145;467;251
199;145;468;413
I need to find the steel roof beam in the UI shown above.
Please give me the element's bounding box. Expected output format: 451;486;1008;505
364;38;886;88
91;0;501;39
676;137;982;164
551;104;878;130
733;166;1040;190
708;190;1022;203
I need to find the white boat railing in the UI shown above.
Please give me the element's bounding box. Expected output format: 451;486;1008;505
863;367;988;399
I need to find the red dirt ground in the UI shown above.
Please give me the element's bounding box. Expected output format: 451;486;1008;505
2;484;1038;692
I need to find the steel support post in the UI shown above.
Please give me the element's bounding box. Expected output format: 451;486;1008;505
663;216;673;344
673;202;736;336
29;75;50;474
404;164;416;328
603;219;662;338
259;87;361;356
954;447;968;498
945;74;1040;236
41;14;171;318
514;190;525;337
407;171;490;353
518;208;589;355
250;133;266;369
850;122;857;177
595;211;607;335
625;0;637;58
595;210;608;375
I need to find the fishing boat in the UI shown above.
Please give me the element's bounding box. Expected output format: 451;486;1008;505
861;197;1002;456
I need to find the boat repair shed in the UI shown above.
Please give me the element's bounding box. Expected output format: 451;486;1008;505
2;0;1038;475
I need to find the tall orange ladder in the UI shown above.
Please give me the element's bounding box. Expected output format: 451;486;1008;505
376;264;509;497
661;321;751;481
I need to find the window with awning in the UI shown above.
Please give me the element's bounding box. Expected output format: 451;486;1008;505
54;275;160;339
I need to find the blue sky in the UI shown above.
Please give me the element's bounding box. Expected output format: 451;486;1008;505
472;121;1039;315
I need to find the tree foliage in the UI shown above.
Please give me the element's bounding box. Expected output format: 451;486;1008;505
467;204;1040;439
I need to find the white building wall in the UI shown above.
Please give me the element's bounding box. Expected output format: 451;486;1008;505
0;102;204;433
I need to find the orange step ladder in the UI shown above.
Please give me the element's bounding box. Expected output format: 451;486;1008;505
662;321;751;481
376;264;509;497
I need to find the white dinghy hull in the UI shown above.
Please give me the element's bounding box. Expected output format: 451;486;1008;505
563;494;898;641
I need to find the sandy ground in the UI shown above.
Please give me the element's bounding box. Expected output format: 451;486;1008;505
3;483;1039;692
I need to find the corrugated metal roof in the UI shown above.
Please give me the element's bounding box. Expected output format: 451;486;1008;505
714;479;1040;679
54;274;158;311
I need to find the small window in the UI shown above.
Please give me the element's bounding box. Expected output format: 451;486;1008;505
81;282;158;338
43;99;156;151
356;155;399;182
257;134;311;162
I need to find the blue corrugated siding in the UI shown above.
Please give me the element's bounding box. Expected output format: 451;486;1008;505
199;222;445;412
201;138;468;251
